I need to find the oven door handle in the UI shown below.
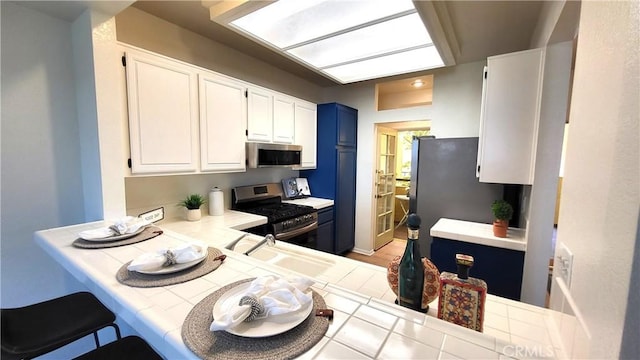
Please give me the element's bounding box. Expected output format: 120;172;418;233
275;221;318;241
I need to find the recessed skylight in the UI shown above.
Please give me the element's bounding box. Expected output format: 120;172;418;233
228;0;444;84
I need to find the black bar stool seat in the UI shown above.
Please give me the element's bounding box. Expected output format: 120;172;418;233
73;336;163;360
1;292;120;360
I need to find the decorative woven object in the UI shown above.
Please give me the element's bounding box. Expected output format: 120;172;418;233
115;247;224;288
181;278;329;360
387;255;440;309
72;226;163;249
437;254;487;332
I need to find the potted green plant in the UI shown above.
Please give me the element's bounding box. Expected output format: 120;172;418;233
179;194;206;221
491;200;513;238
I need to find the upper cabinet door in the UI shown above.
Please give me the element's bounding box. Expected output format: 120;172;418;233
199;73;246;172
294;101;317;169
273;95;295;144
247;87;273;142
337;105;358;147
478;48;544;185
125;51;199;174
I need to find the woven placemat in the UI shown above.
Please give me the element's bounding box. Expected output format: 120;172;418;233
116;247;224;288
72;226;163;249
182;278;329;360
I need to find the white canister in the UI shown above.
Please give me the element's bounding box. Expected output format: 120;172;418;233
209;187;224;216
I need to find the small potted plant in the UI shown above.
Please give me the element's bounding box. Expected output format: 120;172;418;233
491;200;513;238
179;194;206;221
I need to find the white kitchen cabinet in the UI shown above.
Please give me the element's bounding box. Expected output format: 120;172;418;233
125;51;199;174
294;100;317;169
272;94;295;144
477;48;544;185
247;87;273;142
198;73;246;172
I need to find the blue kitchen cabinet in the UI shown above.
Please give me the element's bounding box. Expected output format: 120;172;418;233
431;237;525;300
301;103;357;254
316;206;334;253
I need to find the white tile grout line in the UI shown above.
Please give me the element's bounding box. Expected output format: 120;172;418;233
372;317;399;359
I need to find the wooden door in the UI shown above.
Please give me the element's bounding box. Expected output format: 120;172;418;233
198;73;246;172
273;95;295;144
247;87;273;142
294;101;317;169
374;127;398;249
125;51;198;174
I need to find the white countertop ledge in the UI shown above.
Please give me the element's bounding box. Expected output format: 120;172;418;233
34;212;563;359
430;218;527;252
282;196;334;209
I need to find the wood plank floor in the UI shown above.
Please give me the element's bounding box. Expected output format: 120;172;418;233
345;222;408;268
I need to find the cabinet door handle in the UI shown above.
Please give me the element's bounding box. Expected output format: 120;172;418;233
477;165;481;173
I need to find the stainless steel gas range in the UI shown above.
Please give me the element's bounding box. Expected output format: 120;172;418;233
232;183;318;249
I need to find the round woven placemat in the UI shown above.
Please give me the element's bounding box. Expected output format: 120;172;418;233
72;226;163;249
182;278;329;360
116;247;224;288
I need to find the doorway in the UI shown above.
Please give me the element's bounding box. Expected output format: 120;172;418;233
374;126;397;250
346;121;430;267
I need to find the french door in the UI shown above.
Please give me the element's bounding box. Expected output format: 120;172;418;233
374;126;398;250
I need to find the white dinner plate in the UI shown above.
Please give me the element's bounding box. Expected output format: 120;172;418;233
80;226;146;242
135;252;207;275
212;283;313;337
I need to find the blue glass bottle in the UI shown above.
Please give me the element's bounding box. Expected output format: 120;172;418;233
398;214;424;311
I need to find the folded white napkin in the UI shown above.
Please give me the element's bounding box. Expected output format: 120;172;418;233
210;275;314;332
127;241;207;272
79;216;150;240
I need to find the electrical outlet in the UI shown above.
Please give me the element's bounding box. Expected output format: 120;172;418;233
556;242;574;286
138;207;164;223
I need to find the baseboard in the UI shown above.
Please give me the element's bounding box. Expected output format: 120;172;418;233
350;247;374;256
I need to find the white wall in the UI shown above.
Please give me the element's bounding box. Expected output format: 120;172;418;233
324;61;485;253
0;1;86;306
520;41;573;306
73;11;131;220
1;3;144;356
549;1;639;358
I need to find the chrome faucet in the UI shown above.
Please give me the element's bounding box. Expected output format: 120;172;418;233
224;233;250;251
244;234;276;256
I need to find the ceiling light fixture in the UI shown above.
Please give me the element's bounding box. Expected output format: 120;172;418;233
411;79;424;88
227;0;445;84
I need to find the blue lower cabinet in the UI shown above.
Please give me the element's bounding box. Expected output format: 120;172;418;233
316;207;335;253
430;237;525;300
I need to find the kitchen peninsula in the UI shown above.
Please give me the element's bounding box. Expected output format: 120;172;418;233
35;212;562;359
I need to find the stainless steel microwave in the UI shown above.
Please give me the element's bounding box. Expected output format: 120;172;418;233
246;142;302;168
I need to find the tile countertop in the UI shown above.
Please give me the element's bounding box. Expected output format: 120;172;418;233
34;212;564;360
430;218;527;252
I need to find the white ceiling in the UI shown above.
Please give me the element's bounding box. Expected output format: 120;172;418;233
13;0;133;21
130;1;546;86
13;0;551;87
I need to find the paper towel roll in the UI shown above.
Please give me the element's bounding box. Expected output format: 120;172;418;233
209;188;224;216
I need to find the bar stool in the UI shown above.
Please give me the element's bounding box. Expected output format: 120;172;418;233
73;336;163;360
1;292;121;360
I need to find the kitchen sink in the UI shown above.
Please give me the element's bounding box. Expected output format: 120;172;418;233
272;257;332;277
230;240;279;262
227;237;334;277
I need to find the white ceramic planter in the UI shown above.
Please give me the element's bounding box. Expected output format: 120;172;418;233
186;209;201;221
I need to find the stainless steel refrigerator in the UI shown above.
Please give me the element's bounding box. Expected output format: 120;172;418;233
409;137;505;258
